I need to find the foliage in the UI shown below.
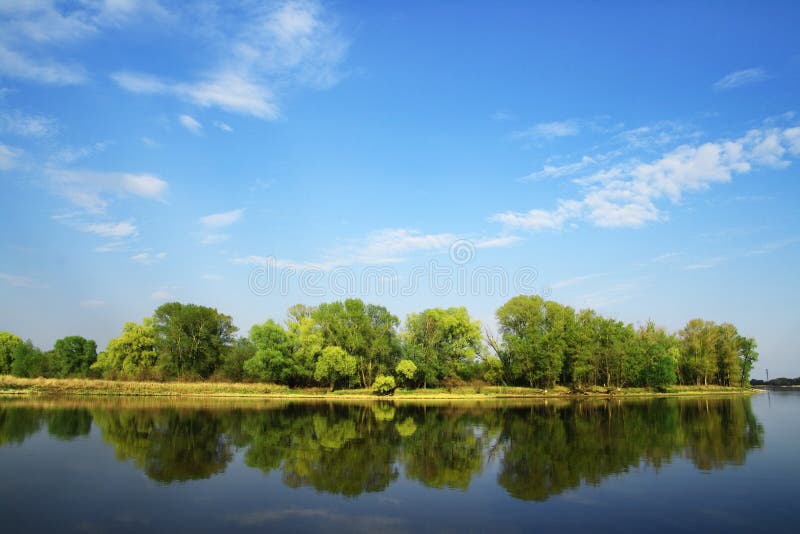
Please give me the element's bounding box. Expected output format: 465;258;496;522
152;302;237;379
11;340;48;378
395;359;417;387
313;346;357;391
51;336;98;378
373;374;397;395
404;307;482;387
91;320;157;379
313;299;400;387
0;332;22;374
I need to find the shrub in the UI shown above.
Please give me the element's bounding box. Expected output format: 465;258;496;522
373;374;397;396
395;359;417;387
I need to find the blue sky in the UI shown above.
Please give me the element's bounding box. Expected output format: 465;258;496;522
1;1;799;377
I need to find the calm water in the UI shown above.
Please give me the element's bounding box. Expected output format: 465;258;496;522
0;392;797;533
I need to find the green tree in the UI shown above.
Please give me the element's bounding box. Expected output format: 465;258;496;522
737;336;758;387
679;319;719;386
0;332;22;374
11;340;48;378
313;300;400;387
313;346;357;391
373;374;397;395
404;307;481;388
152;302;237;379
91;319;157;378
495;296;567;388
244;320;295;383
395;359;418;387
51;336;97;377
219;338;256;382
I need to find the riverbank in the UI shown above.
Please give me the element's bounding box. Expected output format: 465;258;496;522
0;375;757;400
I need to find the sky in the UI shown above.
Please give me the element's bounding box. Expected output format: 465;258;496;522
1;1;799;378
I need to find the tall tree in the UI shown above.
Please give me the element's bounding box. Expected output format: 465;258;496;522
92;319;157;378
51;336;97;377
404;307;482;388
0;332;22;375
313;300;399;387
152;302;237;379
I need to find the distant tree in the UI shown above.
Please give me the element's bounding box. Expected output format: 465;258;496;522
404;307;482;388
51;336;97;377
495;296;567;388
679;319;719;386
244;320;295;383
219;338;256;382
151;302;237;379
313;300;400;387
314;346;357;391
91;319;157;379
11;340;48;378
0;332;22;374
737;337;758;387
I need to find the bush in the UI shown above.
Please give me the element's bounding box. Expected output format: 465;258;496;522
395;359;417;387
373;374;397;396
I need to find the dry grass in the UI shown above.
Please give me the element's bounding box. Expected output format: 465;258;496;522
0;375;757;401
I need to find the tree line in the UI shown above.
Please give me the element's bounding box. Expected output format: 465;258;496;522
0;295;759;390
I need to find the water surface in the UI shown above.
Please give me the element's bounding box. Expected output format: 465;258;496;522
0;392;796;533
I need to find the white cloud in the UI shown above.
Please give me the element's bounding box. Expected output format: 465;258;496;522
49;169;168;213
213;120;233;132
0;144;21;170
179;114;202;134
131;251;167;265
521;156;595;182
513;120;580;141
200;233;230;245
0;1;168;85
200;273;224;281
0;272;45;288
493;126;799;231
111;1;348;119
551;273;607;290
490;111;514;122
0;109;58;137
149;289;174;301
79;298;105;308
713;68;767;90
490;200;582;231
682;257;726;271
50;141;109;164
0;44;87;85
82;221;137;238
747;237;800;256
200;208;244;228
473;235;522;249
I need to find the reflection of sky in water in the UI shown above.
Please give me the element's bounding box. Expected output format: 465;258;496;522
0;393;795;533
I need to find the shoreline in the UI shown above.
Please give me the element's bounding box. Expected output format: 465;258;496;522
0;376;758;402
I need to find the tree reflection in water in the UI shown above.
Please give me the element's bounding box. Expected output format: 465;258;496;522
0;396;763;499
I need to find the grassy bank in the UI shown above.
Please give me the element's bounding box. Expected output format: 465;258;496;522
0;375;757;401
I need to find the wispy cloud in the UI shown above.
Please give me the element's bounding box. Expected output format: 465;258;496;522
179;114;202;135
713;68;768;90
682;257;726;271
200;208;245;228
49;169;168;213
747;237;800;256
551;273;608;289
493;126;799;231
149;289;174;301
0;1;168;85
199;233;230;245
513;120;580;141
213;120;233;132
79;298;105;309
0;144;22;170
0;272;46;288
0;109;58;137
490;111;514;122
131;251;167;265
111;1;349;119
82;221;138;238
